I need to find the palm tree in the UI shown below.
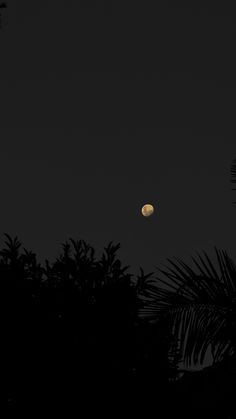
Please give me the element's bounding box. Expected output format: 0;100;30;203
139;248;236;369
137;251;236;418
138;159;236;378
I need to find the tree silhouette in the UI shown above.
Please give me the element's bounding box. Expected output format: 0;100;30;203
1;233;167;408
135;159;236;417
0;230;185;413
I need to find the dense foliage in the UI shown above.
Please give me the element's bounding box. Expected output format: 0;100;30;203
1;233;234;417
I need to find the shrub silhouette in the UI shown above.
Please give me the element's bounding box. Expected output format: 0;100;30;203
2;233;174;409
2;229;231;416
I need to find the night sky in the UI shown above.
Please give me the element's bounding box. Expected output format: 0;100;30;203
0;1;236;274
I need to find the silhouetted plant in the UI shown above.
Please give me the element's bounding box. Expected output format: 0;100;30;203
138;159;236;388
0;233;22;266
136;266;154;295
1;232;180;407
5;229;232;413
139;248;236;370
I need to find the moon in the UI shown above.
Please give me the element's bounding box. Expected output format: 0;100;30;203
141;204;154;217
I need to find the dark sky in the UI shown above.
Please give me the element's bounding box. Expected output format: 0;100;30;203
0;0;236;274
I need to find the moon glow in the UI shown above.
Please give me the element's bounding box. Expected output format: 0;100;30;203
141;204;154;217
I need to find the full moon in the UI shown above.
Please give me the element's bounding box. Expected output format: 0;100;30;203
141;204;154;217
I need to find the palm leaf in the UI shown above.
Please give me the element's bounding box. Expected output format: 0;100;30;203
139;248;236;367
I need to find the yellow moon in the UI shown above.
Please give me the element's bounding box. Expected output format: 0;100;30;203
141;204;154;217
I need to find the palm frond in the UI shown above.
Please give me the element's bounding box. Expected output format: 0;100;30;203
139;248;236;367
170;303;232;366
